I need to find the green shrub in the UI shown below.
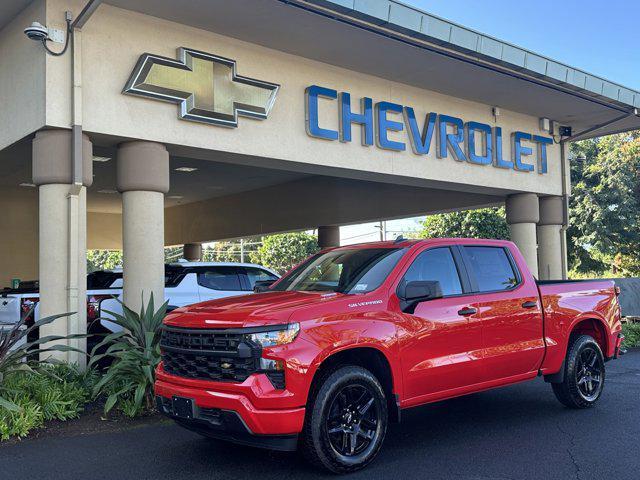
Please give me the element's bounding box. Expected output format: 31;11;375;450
0;311;85;411
622;322;640;349
0;363;92;440
0;395;43;440
90;294;168;417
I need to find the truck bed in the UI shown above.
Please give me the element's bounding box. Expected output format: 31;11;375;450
537;279;622;374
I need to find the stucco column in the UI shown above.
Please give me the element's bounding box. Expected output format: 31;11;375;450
506;193;539;278
117;142;169;312
318;225;340;249
538;196;564;280
183;243;202;262
33;129;92;365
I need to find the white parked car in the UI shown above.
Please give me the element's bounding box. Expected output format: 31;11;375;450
0;262;279;339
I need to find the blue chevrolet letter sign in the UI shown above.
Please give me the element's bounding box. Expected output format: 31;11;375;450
304;85;553;174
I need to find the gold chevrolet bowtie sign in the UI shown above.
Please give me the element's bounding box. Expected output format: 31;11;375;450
123;48;279;128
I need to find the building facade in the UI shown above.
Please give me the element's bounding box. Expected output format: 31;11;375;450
1;0;639;363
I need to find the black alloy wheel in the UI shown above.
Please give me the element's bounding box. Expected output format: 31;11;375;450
301;365;388;473
325;384;380;457
575;344;604;401
552;335;606;408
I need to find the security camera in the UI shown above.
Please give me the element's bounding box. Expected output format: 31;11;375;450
24;22;49;41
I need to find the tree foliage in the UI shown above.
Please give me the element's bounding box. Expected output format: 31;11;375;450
568;132;640;276
87;250;122;272
164;246;183;263
250;233;319;274
416;207;510;240
203;237;262;263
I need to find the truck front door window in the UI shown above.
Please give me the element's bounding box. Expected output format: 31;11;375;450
401;247;462;296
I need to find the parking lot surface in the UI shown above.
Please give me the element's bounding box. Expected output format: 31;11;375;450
2;350;639;480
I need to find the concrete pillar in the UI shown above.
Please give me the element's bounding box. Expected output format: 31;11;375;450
538;196;565;280
505;193;539;278
183;243;202;262
117;141;169;312
318;225;340;249
32;129;92;365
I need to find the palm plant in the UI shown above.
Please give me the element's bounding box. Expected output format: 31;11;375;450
0;311;83;411
89;294;168;416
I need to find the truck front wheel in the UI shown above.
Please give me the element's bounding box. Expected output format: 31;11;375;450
301;365;388;473
552;335;606;408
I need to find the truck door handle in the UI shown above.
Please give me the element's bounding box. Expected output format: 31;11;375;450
457;307;477;316
522;301;538;309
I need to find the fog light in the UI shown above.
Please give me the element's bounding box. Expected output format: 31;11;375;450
260;358;286;389
260;358;285;371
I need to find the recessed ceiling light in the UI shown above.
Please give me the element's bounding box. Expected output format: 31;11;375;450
19;182;36;188
168;195;183;199
98;189;118;194
174;167;198;172
92;156;111;163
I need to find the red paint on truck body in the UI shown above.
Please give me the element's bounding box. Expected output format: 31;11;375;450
156;239;621;439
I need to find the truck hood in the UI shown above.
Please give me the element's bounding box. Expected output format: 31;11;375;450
164;291;346;329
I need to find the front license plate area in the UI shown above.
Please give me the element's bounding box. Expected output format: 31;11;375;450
172;396;194;419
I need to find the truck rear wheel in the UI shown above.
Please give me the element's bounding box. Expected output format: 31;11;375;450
301;365;388;474
552;335;605;408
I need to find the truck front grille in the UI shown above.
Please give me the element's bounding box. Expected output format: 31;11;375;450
160;326;260;382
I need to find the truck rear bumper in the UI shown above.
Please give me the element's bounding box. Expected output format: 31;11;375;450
155;374;305;451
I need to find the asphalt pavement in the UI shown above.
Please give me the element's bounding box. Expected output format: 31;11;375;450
2;350;639;480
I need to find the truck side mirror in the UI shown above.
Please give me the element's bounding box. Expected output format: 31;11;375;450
253;279;276;293
398;280;443;313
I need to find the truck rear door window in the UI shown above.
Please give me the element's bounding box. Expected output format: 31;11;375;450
402;247;462;296
463;246;518;292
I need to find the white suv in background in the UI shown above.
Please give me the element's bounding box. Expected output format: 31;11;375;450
99;262;279;332
0;262;279;340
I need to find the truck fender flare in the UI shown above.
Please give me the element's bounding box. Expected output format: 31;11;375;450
307;343;402;422
545;315;609;383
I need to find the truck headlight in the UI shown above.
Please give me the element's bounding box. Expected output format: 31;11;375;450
247;323;300;348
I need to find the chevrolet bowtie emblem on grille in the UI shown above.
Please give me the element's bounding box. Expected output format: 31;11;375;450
123;47;279;128
220;362;232;369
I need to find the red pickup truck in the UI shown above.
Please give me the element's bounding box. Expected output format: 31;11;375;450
155;238;623;473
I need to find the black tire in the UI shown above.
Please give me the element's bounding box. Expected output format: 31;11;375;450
552;335;606;409
301;365;388;474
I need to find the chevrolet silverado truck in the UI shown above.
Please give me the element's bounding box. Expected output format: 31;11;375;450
155;238;623;473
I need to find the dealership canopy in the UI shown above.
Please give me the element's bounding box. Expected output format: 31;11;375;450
1;0;638;361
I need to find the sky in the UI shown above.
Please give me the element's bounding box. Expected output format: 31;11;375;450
340;0;640;245
404;0;640;90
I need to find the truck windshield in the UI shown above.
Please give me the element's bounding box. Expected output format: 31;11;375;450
273;248;406;294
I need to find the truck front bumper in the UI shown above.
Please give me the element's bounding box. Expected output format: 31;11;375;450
155;369;305;451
